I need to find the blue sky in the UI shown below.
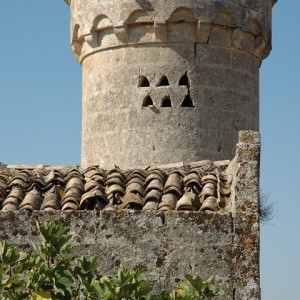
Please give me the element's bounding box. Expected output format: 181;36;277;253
0;1;299;299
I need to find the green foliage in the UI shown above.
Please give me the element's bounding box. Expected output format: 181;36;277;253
150;275;228;300
0;221;228;300
90;265;152;300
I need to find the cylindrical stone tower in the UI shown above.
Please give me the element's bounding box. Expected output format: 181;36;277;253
65;0;276;168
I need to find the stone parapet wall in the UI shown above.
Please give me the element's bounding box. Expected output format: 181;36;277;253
0;210;234;295
0;209;260;299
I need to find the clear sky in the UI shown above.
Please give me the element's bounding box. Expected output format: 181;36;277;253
0;1;299;299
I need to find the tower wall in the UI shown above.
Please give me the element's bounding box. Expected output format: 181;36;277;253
67;0;275;168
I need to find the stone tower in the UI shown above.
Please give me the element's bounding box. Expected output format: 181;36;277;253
66;0;275;168
0;2;277;299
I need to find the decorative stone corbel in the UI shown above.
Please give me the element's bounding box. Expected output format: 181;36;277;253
154;20;167;41
232;28;244;48
114;23;128;43
254;36;267;59
71;39;84;60
196;21;211;44
85;31;98;48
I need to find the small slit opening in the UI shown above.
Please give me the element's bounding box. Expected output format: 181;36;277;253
157;75;170;86
142;95;153;107
139;76;150;87
181;95;194;107
179;73;190;86
161;96;172;107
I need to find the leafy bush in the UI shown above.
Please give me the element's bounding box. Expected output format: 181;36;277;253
0;221;228;299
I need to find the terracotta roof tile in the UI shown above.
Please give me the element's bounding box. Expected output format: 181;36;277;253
0;161;232;212
41;186;62;211
19;187;43;211
2;187;25;211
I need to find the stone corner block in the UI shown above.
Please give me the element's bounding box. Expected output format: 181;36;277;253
238;130;260;145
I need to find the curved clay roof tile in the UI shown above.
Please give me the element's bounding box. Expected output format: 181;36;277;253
184;178;202;190
84;180;104;192
8;178;29;189
8;171;32;186
159;193;179;211
0;181;7;190
83;165;99;172
144;189;162;203
65;177;84;192
120;192;144;210
107;169;126;180
0;181;8;194
84;166;105;178
164;185;182;196
218;171;229;183
164;172;184;195
2;196;21;207
218;184;231;196
2;187;25;210
201;174;218;185
183;172;202;189
176;191;197;211
184;171;201;181
105;176;126;186
200;182;217;202
143;200;159;211
126;174;146;185
88;174;106;183
62;201;78;211
19;187;43;211
125;182;145;196
200;196;219;212
105;184;125;196
0;172;11;184
4;186;25;202
2;203;18;211
146;169;166;181
64;169;83;181
127;169;147;177
41;186;61;210
44;170;65;185
80;189;108;209
62;187;83;203
126;176;145;187
145;179;164;193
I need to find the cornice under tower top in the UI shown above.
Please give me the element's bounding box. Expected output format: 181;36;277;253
64;0;277;7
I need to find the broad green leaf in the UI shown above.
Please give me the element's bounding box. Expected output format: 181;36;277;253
206;276;215;284
56;275;73;287
0;241;8;259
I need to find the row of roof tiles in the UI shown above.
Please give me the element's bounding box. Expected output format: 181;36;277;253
0;161;231;212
